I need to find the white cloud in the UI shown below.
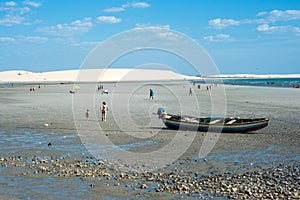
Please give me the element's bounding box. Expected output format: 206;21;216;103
203;34;233;42
19;6;31;14
157;31;182;41
36;18;93;37
257;24;274;32
22;36;48;42
256;11;268;17
0;6;31;14
22;1;41;8
70;40;100;47
0;1;40;26
209;9;300;30
266;10;300;22
208;18;240;29
96;16;121;24
216;33;231;39
5;1;17;6
134;24;182;41
135;23;170;29
0;37;16;42
123;2;151;8
257;24;300;35
0;35;48;43
103;2;151;12
0;14;25;26
103;7;125;13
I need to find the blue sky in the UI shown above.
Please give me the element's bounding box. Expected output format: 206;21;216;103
0;0;300;75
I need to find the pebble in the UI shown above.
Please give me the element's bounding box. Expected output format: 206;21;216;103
141;184;148;189
0;155;298;199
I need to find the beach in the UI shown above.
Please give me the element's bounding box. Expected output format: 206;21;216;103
0;82;299;199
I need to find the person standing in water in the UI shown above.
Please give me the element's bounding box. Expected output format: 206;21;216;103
101;102;108;122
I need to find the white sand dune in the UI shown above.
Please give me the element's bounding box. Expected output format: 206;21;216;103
1;69;299;84
0;69;191;83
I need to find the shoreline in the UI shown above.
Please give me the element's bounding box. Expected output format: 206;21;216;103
1;81;299;91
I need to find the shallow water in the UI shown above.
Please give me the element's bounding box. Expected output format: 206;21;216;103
0;129;84;157
0;128;161;199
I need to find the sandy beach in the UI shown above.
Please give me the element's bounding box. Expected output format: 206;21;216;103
0;82;299;199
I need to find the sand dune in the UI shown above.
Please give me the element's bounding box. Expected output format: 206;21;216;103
0;69;190;83
1;69;299;84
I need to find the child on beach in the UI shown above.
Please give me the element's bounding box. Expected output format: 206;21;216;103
101;102;108;122
85;109;90;120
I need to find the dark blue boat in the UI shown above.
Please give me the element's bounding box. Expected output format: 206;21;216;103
161;114;269;133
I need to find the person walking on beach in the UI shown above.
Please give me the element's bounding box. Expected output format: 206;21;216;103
189;87;193;96
85;109;90;120
149;89;154;100
101;102;108;122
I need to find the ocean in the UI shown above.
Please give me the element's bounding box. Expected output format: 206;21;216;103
195;77;300;88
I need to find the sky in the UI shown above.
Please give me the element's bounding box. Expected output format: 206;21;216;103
0;0;300;75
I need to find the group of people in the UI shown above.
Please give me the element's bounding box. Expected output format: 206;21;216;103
86;88;155;122
29;85;41;92
85;101;108;122
97;85;109;94
192;83;218;93
86;84;220;121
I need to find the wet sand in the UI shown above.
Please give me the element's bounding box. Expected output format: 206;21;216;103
0;83;299;199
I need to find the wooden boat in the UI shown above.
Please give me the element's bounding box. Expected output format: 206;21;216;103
158;109;269;133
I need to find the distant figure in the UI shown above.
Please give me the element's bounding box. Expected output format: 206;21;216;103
101;102;108;122
30;86;36;92
98;85;104;91
149;89;154;100
189;87;193;96
85;109;90;120
197;84;201;89
102;89;109;94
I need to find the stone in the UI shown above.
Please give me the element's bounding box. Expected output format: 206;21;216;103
141;184;148;189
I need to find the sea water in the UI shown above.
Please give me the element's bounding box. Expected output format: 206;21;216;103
195;77;300;88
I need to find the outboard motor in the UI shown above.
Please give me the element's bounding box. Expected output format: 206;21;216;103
157;107;166;119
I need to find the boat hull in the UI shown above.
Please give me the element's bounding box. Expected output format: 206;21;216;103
162;118;269;133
